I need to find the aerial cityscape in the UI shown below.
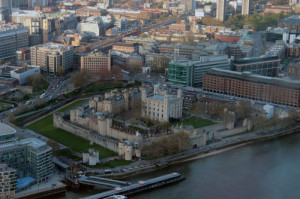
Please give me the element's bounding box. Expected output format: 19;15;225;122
0;0;300;198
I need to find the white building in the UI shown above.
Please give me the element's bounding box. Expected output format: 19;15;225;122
10;66;40;85
77;18;105;36
195;9;205;17
216;0;226;22
0;24;29;60
82;149;99;166
141;85;183;122
241;0;250;15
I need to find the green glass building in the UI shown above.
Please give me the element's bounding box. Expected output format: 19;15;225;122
168;55;230;87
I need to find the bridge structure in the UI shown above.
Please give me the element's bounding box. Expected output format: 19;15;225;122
74;15;185;54
77;176;130;189
83;173;185;199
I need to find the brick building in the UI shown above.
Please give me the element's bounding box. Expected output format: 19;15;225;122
169;21;190;32
214;33;241;43
81;51;111;74
203;68;300;107
112;43;139;53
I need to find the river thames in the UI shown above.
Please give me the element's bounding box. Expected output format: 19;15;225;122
62;133;300;199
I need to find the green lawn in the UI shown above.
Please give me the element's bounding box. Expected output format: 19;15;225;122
175;116;216;128
88;160;132;169
0;102;12;111
28;100;116;158
59;99;87;112
84;82;123;94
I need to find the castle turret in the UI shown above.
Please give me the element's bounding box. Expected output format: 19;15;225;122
142;89;147;101
154;84;159;95
163;95;170;122
97;112;107;136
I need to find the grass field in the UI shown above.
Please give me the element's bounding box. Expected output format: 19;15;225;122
0;102;12;111
175;116;216;128
84;82;123;95
28;100;116;158
88;160;132;169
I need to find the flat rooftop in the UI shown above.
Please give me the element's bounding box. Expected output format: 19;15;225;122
0;123;16;136
19;138;46;149
14;67;38;74
206;68;300;90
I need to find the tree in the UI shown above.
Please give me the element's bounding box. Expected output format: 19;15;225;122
128;0;137;8
288;109;300;124
160;14;167;19
7;112;15;122
70;70;90;88
57;67;65;76
142;132;191;158
35;98;46;107
183;33;195;45
139;33;150;38
202;16;223;26
235;101;253;119
47;139;60;152
16;103;28;114
26;74;48;92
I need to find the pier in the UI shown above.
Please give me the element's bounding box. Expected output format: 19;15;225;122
82;173;185;199
77;176;130;188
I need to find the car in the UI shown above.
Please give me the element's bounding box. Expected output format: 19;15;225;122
40;93;46;98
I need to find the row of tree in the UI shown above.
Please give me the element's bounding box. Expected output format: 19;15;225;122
202;12;292;31
142;132;191;159
191;100;253;120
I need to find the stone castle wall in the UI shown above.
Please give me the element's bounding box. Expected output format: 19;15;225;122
53;112;119;153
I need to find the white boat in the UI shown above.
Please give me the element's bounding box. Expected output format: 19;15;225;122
105;195;127;199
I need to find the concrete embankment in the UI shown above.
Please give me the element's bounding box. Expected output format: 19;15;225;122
104;125;300;180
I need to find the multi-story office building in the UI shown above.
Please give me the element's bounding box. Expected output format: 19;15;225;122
0;24;28;60
81;51;111;73
216;0;226;22
231;56;280;77
11;10;41;25
242;0;250;15
0;123;53;183
115;17;128;31
168;55;230;87
0;164;17;199
31;43;74;75
203;68;300;107
141;85;183;122
10;66;40;85
19;138;53;182
159;43;196;59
